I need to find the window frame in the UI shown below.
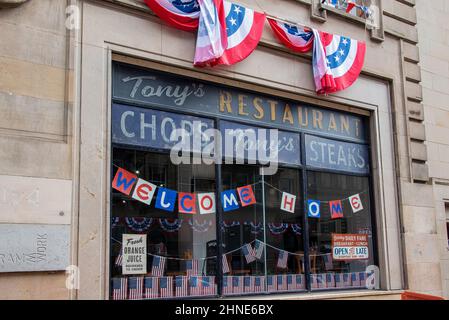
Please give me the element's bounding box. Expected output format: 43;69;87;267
109;65;380;299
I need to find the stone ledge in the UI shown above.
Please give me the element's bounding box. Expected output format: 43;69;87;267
0;0;29;9
224;290;404;300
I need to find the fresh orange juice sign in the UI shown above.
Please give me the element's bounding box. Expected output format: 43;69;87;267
332;234;369;260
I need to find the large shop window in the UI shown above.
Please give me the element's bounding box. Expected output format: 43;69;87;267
109;63;378;299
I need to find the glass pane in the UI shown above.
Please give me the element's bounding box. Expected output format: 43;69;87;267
110;148;217;299
306;171;375;291
220;165;305;295
221;164;264;296
264;169;305;293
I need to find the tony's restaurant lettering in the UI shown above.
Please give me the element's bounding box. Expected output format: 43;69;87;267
218;90;364;140
113;63;368;143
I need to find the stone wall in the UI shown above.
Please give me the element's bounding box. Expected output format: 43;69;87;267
416;0;449;298
0;0;447;299
0;0;73;299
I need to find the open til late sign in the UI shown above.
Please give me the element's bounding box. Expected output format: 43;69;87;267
332;233;369;261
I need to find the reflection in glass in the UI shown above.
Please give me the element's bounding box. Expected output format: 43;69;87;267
307;171;374;290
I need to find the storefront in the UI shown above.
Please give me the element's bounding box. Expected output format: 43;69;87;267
109;62;378;299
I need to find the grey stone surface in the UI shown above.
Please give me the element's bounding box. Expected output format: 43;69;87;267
0;224;70;273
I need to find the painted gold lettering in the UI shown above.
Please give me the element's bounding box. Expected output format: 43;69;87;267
313;110;323;129
253;98;264;119
283;104;294;124
328;113;338;131
238;94;249;116
354;119;361;137
220;91;233;113
341;115;350;134
298;106;308;127
267;100;277;122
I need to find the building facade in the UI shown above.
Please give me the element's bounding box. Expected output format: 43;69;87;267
0;0;447;299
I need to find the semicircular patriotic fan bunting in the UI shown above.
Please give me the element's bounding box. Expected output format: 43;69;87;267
144;0;200;32
267;18;314;53
214;1;266;66
313;30;366;94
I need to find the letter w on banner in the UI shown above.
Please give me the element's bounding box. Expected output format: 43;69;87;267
194;0;228;66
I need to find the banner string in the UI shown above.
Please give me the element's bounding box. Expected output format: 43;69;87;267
256;0;373;35
112;165;367;204
262;181;368;204
112;237;332;261
112;237;255;261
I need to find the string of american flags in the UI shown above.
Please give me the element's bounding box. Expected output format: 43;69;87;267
113;237;336;275
112;271;371;299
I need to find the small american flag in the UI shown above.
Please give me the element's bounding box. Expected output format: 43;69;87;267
277;274;287;291
128;276;144;300
222;254;230;274
175;276;189;297
326;273;335;288
242;244;256;264
335;273;343;288
154;242;166;255
267;275;277;292
295;274;305;290
343;273;352;287
310;274;319;289
186;259;199;277
115;253;123;267
318;274;327;288
254;240;264;260
159;276;173;298
359;272;367;288
277;250;288;269
189;276;202;296
222;276;233;295
112;277;128;300
287;274;295;291
232;276;244;294
144;276;159;299
201;276;216;296
151;255;166;277
351;272;361;287
323;253;333;271
254;276;265;292
243;276;255;293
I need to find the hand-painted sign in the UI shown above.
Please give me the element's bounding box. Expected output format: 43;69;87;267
220;120;301;165
329;200;344;219
281;192;296;213
307;200;321;218
122;234;147;275
305;135;370;174
178;193;197;214
349;194;364;213
113;63;368;143
112;104;214;152
332;234;369;261
132;178;157;206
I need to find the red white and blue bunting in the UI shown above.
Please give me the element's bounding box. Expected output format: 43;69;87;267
189;219;213;233
267;223;289;236
244;221;264;235
125;217;154;232
159;218;183;232
144;0;200;31
144;0;367;94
